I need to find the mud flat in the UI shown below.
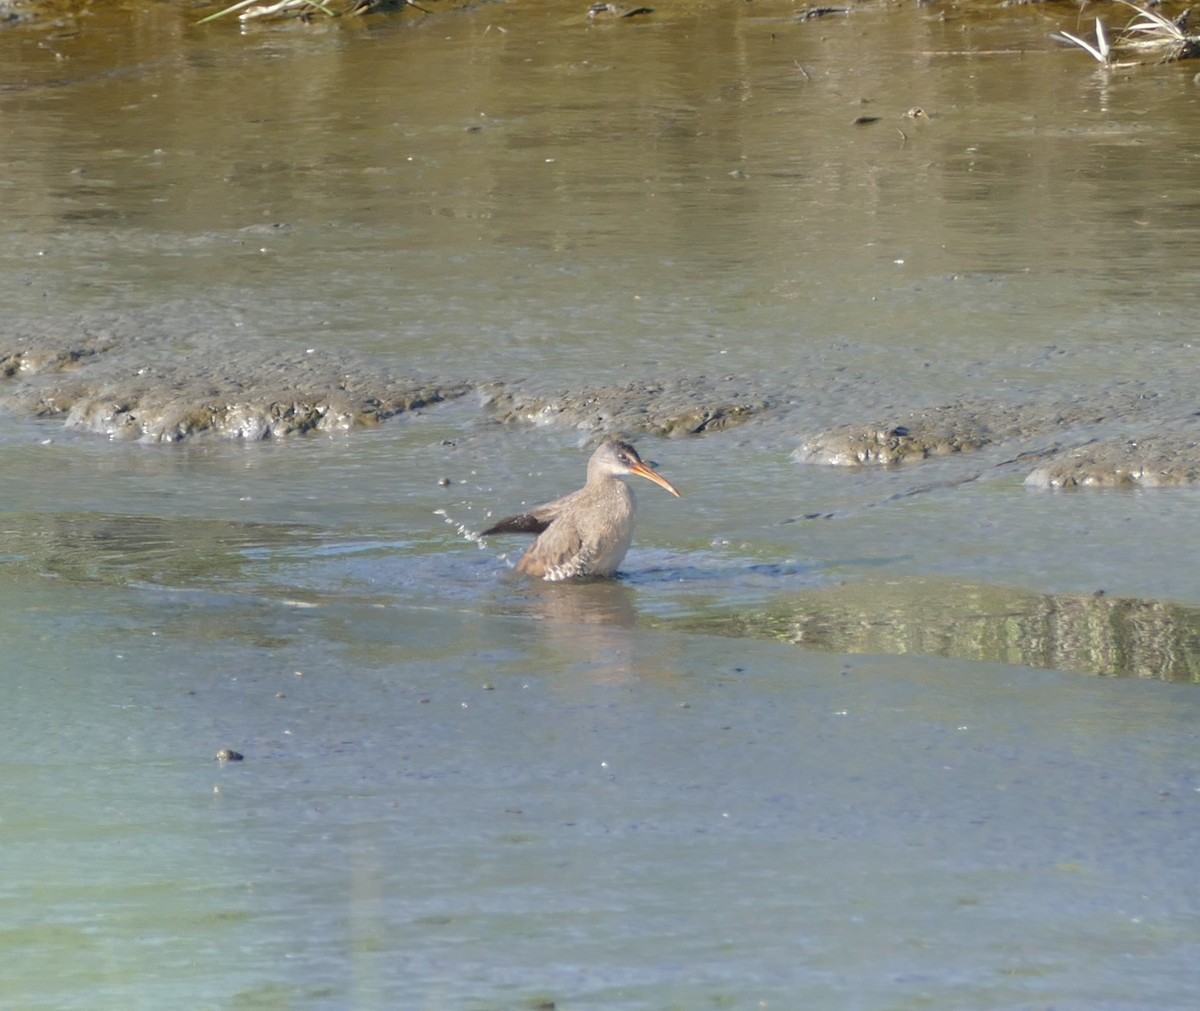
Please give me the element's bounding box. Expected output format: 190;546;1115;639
0;334;768;443
0;334;470;441
1024;433;1200;488
793;397;1148;467
479;376;770;438
7;330;1200;491
795;394;1200;489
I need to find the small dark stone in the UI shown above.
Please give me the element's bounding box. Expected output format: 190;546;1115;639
798;5;849;20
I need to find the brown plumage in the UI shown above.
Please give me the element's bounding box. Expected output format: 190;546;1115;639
482;440;681;581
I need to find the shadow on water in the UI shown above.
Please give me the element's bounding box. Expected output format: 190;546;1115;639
670;577;1200;683
481;553;1200;683
0;511;322;588
6;510;1199;682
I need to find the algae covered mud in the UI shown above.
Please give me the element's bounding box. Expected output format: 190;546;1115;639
4;1;1200;1009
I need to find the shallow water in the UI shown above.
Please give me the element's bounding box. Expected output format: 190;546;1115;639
3;2;1200;1008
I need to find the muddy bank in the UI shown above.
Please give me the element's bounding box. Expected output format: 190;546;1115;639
1024;433;1200;488
6;331;1200;491
794;397;1151;467
0;332;772;442
795;394;1200;489
0;333;469;441
480;377;769;438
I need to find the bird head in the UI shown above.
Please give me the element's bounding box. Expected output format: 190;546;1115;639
591;440;681;497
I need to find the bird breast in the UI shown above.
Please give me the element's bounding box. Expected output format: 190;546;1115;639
577;480;637;576
523;478;637;580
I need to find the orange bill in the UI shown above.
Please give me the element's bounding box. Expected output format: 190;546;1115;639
630;461;681;498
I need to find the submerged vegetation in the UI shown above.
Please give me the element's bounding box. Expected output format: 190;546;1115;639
1052;1;1200;66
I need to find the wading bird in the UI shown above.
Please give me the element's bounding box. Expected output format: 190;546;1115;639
482;440;681;581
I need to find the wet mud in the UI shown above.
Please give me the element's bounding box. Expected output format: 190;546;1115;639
0;333;768;442
795;393;1200;489
796;400;1052;466
0;334;469;441
480;376;769;438
1023;432;1200;488
6;331;1200;490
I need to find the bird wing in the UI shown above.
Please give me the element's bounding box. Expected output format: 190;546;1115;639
481;488;582;538
539;542;594;581
481;512;553;536
483;487;602;579
518;513;593;581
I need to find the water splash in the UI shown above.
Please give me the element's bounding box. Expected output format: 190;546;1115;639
433;507;486;546
434;508;516;568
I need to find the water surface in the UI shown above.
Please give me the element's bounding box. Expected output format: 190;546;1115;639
3;2;1200;1008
